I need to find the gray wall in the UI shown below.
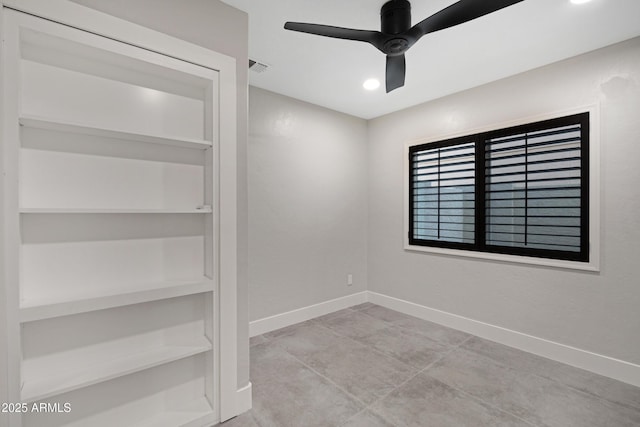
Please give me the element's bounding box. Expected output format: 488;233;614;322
248;87;369;320
367;37;640;364
71;0;251;386
0;23;6;412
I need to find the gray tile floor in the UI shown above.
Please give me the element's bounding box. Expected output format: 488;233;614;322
221;303;640;427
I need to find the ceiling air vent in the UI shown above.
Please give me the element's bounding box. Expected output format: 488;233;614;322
249;59;269;73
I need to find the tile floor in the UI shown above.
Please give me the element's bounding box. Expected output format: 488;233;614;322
221;303;640;427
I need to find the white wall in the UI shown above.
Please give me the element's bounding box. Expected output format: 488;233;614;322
248;87;368;321
70;0;251;387
368;37;640;365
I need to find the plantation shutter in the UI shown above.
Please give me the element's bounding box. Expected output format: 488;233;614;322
408;112;589;262
484;116;588;260
410;141;476;246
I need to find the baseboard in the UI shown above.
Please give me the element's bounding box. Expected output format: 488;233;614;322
218;382;252;424
236;382;252;414
368;291;640;388
249;292;368;337
248;290;640;387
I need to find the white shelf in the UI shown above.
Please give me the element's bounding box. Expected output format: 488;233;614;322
19;115;212;150
20;207;212;214
5;11;223;426
132;398;216;427
21;337;213;403
20;278;214;322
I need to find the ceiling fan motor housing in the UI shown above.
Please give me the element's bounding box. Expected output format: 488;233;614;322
381;0;411;34
381;0;412;55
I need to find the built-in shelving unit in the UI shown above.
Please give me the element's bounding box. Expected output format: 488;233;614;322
2;7;222;426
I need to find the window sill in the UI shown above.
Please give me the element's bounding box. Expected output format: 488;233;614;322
404;243;600;272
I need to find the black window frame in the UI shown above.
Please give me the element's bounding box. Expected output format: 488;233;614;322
408;112;590;263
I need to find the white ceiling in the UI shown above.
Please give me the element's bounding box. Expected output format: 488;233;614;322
222;0;640;119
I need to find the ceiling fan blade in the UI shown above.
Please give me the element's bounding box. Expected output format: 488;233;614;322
409;0;524;39
386;54;406;93
284;22;386;51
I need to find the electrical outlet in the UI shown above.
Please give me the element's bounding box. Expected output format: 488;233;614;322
347;274;353;286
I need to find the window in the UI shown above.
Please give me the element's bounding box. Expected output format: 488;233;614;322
408;112;589;262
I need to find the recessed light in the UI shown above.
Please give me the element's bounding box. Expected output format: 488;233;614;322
570;0;591;4
363;78;380;91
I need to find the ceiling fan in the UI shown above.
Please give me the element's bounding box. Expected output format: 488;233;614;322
284;0;524;93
